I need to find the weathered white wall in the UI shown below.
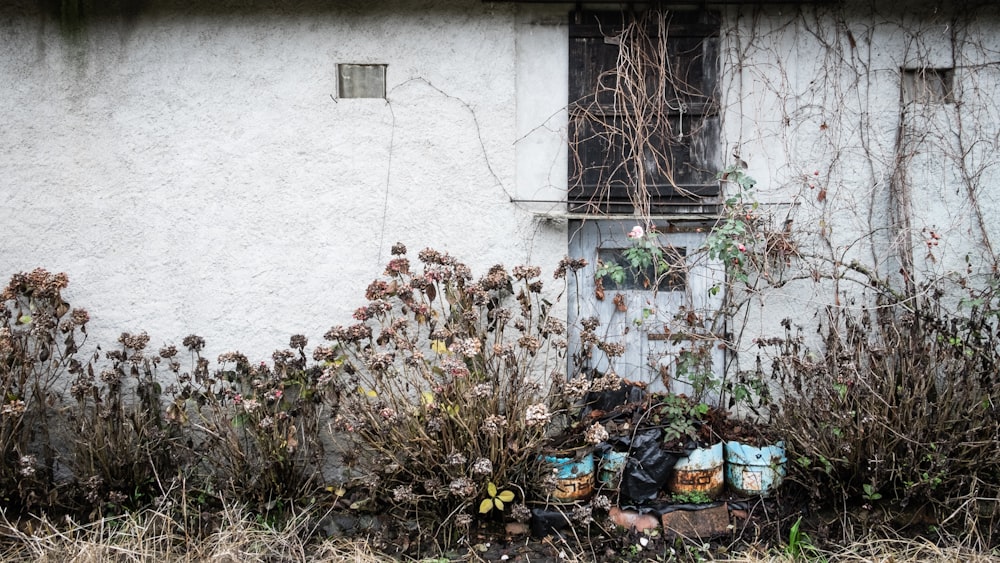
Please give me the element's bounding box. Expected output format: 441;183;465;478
0;0;568;360
720;1;1000;363
4;0;998;374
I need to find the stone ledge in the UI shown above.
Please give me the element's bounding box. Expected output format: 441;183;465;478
660;503;731;540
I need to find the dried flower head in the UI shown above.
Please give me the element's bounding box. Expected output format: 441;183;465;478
571;503;594;524
182;334;205;352
584;422;610;445
554;256;588;279
469;383;493;399
384;258;410;276
70;308;90;326
100;369;121;385
581;317;601;331
312;345;338;362
592;494;612;512
512;265;541;280
525;403;551;427
363;350;394;373
18;455;36;478
480;415;507;437
510;503;532;523
449;338;482;358
597;341;626;357
448;477;476;498
1;400;26;417
479;265;509;291
470;458;494;476
118;331;150;351
365;280;389;301
289;334;308;350
325;323;373;343
418;248;444;264
391;484;416;503
218;351;249;366
589;370;623;393
426;416;444;433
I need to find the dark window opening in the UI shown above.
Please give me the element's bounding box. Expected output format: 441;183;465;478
901;67;955;105
568;10;721;215
597;247;687;291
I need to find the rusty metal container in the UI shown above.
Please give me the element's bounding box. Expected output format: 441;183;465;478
667;442;724;499
543;451;595;502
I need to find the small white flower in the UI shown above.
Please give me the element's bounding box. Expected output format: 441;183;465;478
525;403;551;427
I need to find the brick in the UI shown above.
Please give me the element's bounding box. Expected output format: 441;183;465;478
660;503;730;540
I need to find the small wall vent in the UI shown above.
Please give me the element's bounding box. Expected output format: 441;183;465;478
338;64;387;99
901;67;954;104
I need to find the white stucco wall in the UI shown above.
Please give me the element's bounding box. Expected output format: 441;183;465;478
3;0;998;375
720;1;1000;364
1;0;568;361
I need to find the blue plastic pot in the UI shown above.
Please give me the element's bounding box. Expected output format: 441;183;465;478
542;451;595;502
724;440;786;497
598;450;628;486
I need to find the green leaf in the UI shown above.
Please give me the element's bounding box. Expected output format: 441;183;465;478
494;498;505;511
497;490;514;503
487;482;497;497
478;498;495;514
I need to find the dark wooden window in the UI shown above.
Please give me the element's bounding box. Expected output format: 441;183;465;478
901;67;955;105
568;10;721;214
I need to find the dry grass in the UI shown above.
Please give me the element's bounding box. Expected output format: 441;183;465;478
2;506;998;562
0;506;396;563
716;536;1000;562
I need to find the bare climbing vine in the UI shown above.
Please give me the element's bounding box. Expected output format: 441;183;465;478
564;2;1000;542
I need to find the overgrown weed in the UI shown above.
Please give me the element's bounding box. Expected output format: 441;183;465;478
767;272;1000;547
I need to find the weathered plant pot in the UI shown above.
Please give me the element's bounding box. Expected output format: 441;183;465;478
667;442;724;498
597;450;628;487
724;440;786;497
542;451;595;502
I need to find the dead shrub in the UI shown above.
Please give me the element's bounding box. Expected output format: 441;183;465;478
769;274;1000;545
324;244;574;546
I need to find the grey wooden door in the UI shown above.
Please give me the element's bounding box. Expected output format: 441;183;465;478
567;220;725;399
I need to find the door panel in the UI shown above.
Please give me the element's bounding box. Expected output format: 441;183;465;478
567;220;725;399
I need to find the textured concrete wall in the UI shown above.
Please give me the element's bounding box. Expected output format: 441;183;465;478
720;1;1000;360
0;0;568;360
3;0;997;374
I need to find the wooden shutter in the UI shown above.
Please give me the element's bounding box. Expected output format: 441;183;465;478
568;10;721;215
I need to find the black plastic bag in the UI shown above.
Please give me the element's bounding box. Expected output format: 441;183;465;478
583;383;645;419
615;428;680;504
530;507;573;537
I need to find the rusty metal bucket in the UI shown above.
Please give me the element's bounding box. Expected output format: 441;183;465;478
543;451;595;502
724;440;786;497
667;442;724;499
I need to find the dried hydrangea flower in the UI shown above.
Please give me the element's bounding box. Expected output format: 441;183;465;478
470;458;493;476
584;422;610;445
525;403;551;427
571;503;594;525
391;484;416;503
480;415;507;437
510;503;532;523
448;477;476;498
